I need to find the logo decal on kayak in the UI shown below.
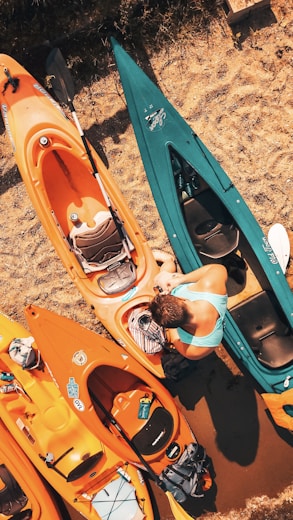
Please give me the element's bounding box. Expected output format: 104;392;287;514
67;377;79;398
262;236;279;265
72;350;87;366
145;107;166;132
73;398;85;412
1;104;15;151
33;83;66;117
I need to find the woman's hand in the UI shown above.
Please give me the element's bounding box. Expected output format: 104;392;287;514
153;271;184;293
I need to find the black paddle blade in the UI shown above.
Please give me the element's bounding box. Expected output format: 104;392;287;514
46;48;75;104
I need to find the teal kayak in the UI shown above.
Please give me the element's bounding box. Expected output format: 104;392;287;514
111;38;293;432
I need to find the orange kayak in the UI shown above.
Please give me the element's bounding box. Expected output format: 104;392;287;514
24;304;213;519
25;304;197;476
0;53;165;378
0;310;154;520
0;419;68;519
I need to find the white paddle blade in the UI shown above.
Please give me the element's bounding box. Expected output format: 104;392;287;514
268;223;290;273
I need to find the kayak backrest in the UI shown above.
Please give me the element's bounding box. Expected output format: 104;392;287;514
70;210;129;272
182;193;239;259
0;464;28;516
171;147;239;259
131;407;174;455
110;385;174;455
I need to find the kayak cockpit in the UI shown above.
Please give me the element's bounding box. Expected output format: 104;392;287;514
171;148;239;259
170;147;247;292
69;210;137;292
41;146;137;292
88;366;174;455
0;464;29;517
230;291;293;369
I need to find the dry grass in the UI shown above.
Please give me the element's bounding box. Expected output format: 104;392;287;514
202;484;293;519
0;0;224;80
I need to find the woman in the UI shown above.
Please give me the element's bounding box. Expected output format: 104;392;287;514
149;264;228;360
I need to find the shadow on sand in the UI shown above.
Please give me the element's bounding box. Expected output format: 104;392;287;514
162;352;260;515
165;352;260;467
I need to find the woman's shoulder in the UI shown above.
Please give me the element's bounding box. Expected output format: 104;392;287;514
200;265;227;292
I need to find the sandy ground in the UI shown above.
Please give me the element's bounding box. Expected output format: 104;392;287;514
0;1;292;519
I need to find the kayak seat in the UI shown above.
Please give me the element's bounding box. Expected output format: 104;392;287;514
183;192;239;259
258;334;293;369
230;290;293;369
70;210;133;273
131;407;174;455
110;387;174;455
0;464;28;516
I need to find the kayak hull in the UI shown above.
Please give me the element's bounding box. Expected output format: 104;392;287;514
111;39;293;431
0;309;154;520
0;54;164;378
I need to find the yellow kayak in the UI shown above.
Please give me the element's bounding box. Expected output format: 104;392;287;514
0;310;154;520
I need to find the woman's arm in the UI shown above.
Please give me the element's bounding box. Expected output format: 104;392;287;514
167;328;217;360
154;264;227;294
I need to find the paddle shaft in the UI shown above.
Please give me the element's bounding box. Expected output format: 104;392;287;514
46;48;131;258
68;101;131;258
68;100;110;203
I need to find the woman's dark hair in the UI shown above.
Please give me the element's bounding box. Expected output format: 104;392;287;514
149;294;190;328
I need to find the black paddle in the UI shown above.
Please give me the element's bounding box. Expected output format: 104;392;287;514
88;389;196;520
45;48;131;259
88;388;163;485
